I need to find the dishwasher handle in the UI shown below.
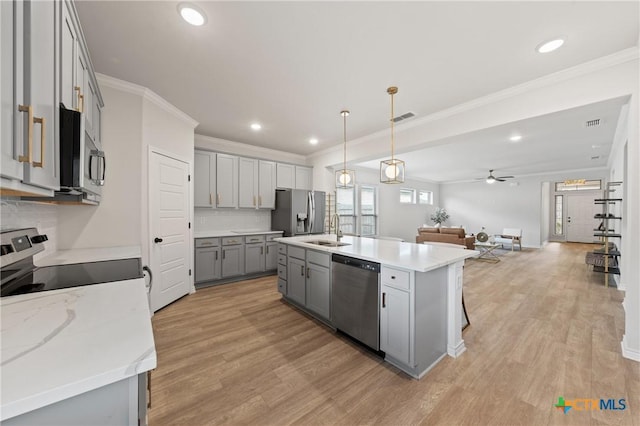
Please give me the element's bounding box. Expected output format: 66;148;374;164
331;253;380;272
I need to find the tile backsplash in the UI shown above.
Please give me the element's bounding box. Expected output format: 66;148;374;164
194;208;271;232
1;201;58;260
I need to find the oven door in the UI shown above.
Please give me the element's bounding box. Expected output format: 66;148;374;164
83;135;105;197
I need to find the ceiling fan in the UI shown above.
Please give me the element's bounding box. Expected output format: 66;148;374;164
476;169;515;184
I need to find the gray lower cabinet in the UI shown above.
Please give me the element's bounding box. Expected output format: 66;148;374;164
283;246;330;321
306;262;330;319
287;257;306;305
380;284;411;365
195;238;221;283
245;243;265;274
265;242;278;270
221;238;244;278
3;374;146;426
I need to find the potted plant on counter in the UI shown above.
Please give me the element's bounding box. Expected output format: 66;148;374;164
430;208;449;227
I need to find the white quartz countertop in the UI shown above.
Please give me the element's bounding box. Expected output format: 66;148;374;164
36;245;141;267
194;230;284;238
0;279;156;421
275;235;478;272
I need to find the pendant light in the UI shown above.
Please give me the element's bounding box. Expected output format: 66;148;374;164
380;86;405;183
335;110;355;188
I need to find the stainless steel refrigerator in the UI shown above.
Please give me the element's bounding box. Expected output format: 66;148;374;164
271;189;326;236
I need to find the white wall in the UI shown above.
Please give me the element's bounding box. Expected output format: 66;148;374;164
57;84;143;249
441;170;607;248
57;74;198;276
140;96;197;267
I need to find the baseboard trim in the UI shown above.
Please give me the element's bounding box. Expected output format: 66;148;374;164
621;337;640;362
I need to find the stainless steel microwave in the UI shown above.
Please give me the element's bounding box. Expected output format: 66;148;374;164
59;104;105;202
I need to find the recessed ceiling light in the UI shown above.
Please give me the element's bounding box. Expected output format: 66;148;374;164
592;144;601;149
178;3;206;26
536;38;565;53
250;123;262;131
509;135;522;142
309;138;319;145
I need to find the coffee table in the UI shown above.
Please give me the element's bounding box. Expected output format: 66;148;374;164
473;241;501;263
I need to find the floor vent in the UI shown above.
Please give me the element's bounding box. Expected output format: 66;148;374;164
585;118;601;127
392;112;416;123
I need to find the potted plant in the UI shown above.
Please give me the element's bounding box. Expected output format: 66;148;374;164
430;208;449;227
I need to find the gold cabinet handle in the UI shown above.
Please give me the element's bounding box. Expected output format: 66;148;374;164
32;116;45;168
17;105;33;163
253;195;256;206
259;195;262;206
209;193;213;205
217;193;221;204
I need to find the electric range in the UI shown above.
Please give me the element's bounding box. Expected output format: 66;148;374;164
1;228;143;298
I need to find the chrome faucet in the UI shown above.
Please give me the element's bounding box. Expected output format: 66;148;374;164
330;213;343;241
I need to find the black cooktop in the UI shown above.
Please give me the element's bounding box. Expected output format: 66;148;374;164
1;258;143;297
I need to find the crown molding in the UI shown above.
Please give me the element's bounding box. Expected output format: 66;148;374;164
195;134;307;165
96;73;199;129
307;48;639;161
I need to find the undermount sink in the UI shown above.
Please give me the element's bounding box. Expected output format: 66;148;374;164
304;240;351;247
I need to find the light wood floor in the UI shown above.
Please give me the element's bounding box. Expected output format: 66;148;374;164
149;243;639;425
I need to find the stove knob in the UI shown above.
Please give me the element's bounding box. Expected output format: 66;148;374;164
30;234;48;244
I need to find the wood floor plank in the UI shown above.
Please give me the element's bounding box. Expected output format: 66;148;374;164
148;243;638;425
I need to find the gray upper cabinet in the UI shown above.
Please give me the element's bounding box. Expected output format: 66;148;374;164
216;154;238;208
239;158;276;209
276;163;295;189
1;0;58;193
1;0;23;183
258;160;276;209
2;0;102;197
295;166;312;190
194;150;216;208
238;157;258;208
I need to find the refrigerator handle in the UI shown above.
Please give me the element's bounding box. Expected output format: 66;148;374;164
308;191;314;233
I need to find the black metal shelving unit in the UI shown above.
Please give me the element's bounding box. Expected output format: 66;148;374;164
589;181;622;287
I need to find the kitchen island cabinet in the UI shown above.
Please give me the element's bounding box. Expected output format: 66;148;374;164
275;235;476;379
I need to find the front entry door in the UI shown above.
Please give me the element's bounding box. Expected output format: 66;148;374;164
566;194;599;243
149;151;191;312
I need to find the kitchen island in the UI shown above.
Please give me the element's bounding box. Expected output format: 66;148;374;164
0;278;156;425
275;234;477;379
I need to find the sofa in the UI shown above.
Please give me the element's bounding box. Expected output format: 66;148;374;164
416;227;475;250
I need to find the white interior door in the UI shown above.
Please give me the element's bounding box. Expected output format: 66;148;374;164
566;194;599;243
149;151;191;312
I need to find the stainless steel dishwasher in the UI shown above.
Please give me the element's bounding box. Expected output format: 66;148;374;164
331;254;381;351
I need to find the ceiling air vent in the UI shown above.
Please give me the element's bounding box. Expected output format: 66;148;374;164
392;112;416;123
585;118;601;128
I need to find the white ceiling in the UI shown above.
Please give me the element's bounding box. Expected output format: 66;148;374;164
357;96;629;182
76;1;639;158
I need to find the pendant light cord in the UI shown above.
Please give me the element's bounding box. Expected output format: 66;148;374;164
388;87;396;161
343;112;347;170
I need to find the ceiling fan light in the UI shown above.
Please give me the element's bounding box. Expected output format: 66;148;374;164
486;176;496;184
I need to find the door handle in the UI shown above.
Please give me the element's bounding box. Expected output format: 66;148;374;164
382;292;386;308
154;237;163;243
